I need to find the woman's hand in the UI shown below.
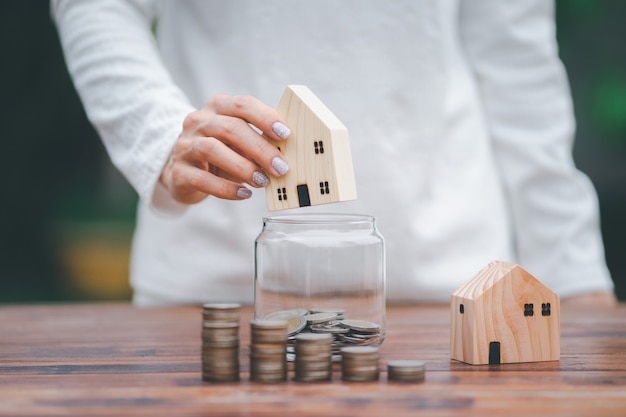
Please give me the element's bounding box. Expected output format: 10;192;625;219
159;94;291;204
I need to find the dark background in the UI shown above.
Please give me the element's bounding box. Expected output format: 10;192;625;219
1;1;624;303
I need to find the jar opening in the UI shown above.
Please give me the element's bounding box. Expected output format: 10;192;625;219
263;213;373;225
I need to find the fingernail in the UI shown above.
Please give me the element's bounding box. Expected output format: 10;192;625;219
237;187;252;199
272;157;290;176
272;122;291;139
252;171;269;187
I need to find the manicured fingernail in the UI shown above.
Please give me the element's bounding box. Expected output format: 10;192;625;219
237;187;252;199
252;171;269;187
272;122;291;139
272;157;290;176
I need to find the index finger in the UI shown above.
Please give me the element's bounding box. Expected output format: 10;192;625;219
207;94;291;141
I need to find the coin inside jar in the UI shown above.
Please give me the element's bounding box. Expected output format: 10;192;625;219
304;312;338;324
264;309;309;320
339;319;380;333
285;315;307;335
310;323;350;334
259;309;382;357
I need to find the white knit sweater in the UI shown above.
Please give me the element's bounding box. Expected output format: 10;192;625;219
52;0;614;305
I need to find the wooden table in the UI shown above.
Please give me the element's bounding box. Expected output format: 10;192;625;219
1;303;625;417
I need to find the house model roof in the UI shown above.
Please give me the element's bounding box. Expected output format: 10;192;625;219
452;260;556;301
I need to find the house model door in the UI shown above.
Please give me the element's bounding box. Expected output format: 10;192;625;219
297;184;311;207
489;341;501;364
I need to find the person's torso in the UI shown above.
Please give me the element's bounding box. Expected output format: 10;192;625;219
130;0;513;304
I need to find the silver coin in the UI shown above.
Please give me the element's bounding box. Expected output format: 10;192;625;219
201;340;240;349
295;332;333;343
203;303;241;310
339;319;380;333
202;303;241;323
387;360;426;372
294;371;332;382
250;373;287;383
387;360;426;383
310;324;350;334
201;327;239;337
341;372;379;382
340;346;379;357
294;360;332;370
309;308;345;318
250;319;289;329
264;308;308;320
339;335;380;345
304;312;338;324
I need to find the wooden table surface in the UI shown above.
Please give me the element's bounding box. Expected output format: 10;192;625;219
1;303;625;417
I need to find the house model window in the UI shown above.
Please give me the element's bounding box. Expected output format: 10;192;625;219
320;181;330;195
524;303;534;317
277;187;287;201
265;85;357;211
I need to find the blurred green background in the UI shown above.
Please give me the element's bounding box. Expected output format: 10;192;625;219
0;1;624;303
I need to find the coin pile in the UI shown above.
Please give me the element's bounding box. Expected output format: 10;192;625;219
340;346;380;382
264;309;382;360
201;303;241;382
249;319;289;383
294;332;333;382
338;319;382;345
387;360;426;382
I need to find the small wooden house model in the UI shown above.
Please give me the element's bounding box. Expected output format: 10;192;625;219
450;260;560;365
265;85;357;211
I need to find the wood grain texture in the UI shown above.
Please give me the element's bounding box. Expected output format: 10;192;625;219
265;85;357;210
451;261;560;365
1;302;625;417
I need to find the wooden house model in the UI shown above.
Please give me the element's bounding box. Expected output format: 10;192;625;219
265;85;357;211
450;260;560;365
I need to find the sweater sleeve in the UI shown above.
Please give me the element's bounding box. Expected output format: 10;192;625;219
459;0;614;296
52;0;195;215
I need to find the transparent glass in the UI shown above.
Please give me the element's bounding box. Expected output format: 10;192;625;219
254;213;386;348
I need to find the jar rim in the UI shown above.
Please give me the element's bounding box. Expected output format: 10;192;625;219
263;213;374;225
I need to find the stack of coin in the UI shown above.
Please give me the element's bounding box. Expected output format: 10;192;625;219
293;332;333;382
249;319;289;383
201;303;241;382
387;360;426;383
340;346;380;382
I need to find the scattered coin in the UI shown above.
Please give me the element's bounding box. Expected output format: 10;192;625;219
387;360;426;383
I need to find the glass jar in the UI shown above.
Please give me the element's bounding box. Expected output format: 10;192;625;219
254;213;386;351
